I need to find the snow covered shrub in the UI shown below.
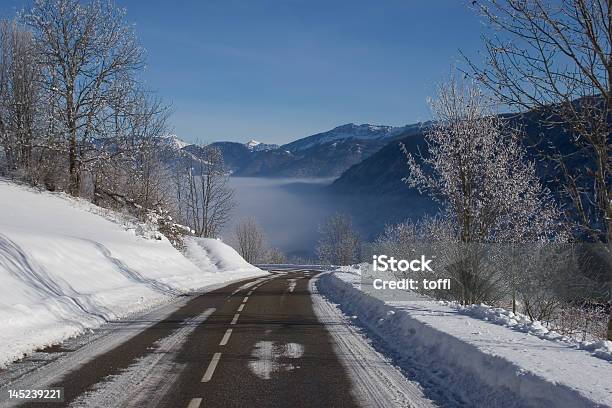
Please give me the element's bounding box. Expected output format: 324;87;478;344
372;221;421;260
316;213;361;266
149;207;193;249
551;303;609;342
508;244;570;319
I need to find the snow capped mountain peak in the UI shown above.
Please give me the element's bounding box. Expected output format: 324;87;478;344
162;134;190;150
283;123;413;152
245;139;279;152
331;123;395;135
245;139;261;149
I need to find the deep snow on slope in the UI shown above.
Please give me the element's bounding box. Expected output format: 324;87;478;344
318;268;612;408
0;180;266;368
184;237;265;276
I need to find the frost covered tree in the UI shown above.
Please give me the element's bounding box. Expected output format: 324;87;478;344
316;213;361;266
467;0;612;339
121;93;172;212
234;217;266;264
0;0;189;247
24;0;145;196
402;78;560;304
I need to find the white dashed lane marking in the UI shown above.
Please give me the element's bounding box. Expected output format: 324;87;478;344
187;397;202;408
219;329;233;346
201;353;222;383
231;313;240;325
190;278;275;402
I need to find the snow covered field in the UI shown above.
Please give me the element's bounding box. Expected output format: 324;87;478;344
317;267;612;407
0;180;266;368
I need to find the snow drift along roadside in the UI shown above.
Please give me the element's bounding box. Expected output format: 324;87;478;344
0;181;266;368
317;271;612;408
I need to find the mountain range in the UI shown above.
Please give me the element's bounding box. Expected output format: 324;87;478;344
169;123;427;178
163;111;591;242
166;110;587;209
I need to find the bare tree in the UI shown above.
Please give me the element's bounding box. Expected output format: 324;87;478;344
0;19;42;180
316;213;361;266
466;0;612;340
24;0;145;196
264;247;286;264
123;93;172;212
402;77;560;304
234;217;266;264
89;88;172;215
182;145;235;238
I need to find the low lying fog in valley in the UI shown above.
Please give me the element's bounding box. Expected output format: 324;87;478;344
221;177;431;259
221;177;337;259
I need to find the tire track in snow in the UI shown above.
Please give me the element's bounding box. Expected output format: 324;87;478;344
0;234;113;323
86;240;182;296
310;275;436;408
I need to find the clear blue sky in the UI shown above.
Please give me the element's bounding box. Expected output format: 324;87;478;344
0;0;485;145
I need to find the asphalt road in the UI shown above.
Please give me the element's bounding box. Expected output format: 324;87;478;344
153;269;359;408
1;268;432;408
4;270;357;407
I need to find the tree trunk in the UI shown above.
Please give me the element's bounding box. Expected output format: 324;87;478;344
606;220;612;341
604;8;611;339
68;127;78;196
66;80;79;196
606;304;612;341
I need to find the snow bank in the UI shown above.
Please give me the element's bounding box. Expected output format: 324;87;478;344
0;180;266;368
183;237;265;278
459;303;612;362
318;270;612;408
